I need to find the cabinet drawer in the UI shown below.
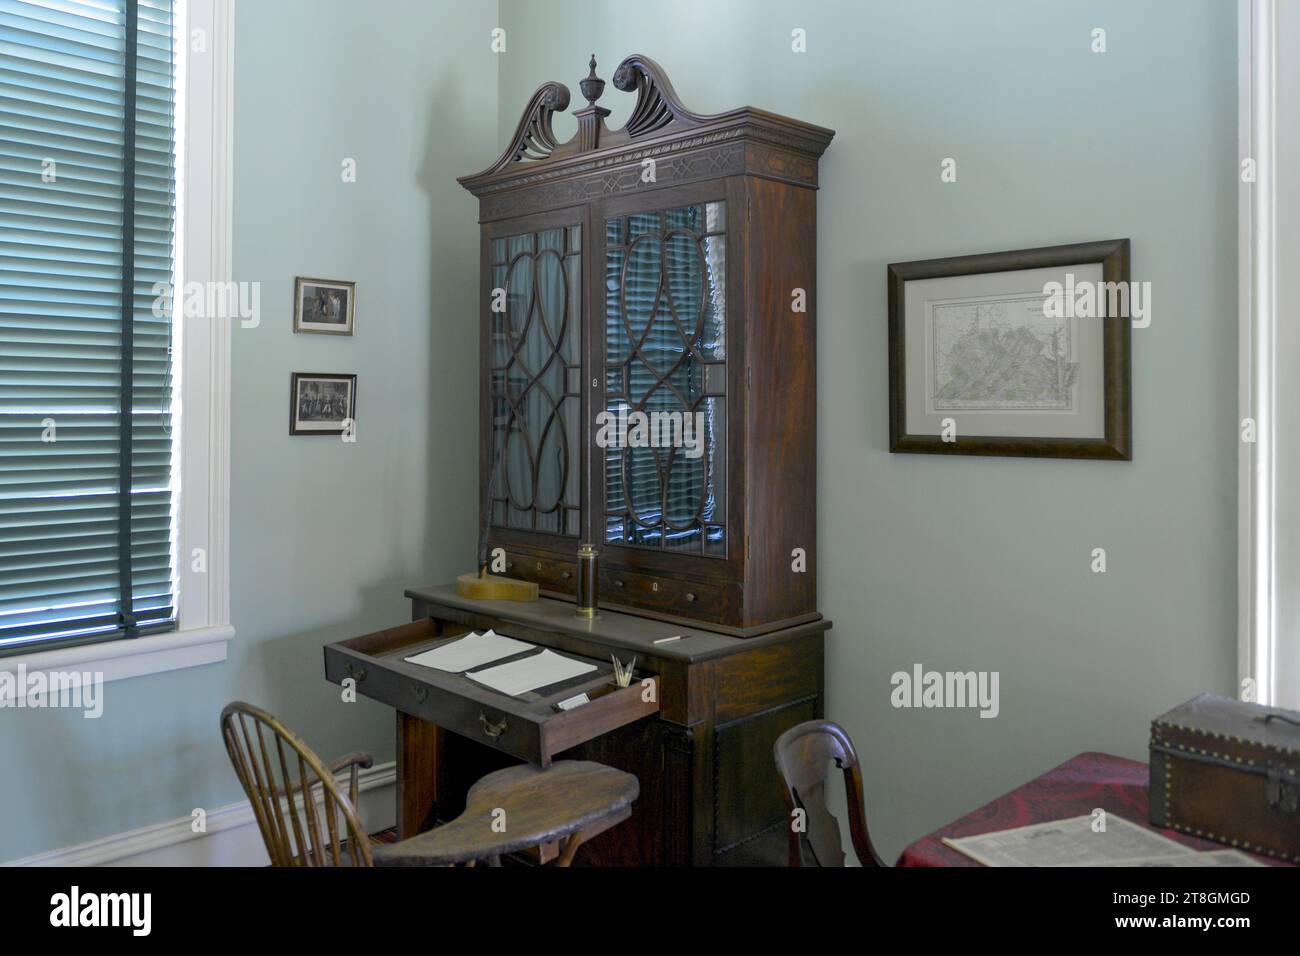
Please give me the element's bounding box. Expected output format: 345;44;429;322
324;618;658;766
600;568;725;623
496;550;578;595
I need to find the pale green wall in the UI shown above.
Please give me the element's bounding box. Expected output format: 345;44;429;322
496;0;1239;861
0;0;1237;866
0;0;496;862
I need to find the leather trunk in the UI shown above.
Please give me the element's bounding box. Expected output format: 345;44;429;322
1149;693;1300;862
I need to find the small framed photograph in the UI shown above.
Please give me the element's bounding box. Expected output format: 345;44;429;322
293;277;355;335
289;373;356;436
888;239;1132;460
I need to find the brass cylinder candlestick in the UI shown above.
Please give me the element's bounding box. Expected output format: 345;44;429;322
576;544;598;618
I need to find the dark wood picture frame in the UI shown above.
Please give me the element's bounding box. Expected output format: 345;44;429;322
888;238;1132;460
289;372;357;436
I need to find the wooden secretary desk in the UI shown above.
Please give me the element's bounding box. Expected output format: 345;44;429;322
325;55;833;866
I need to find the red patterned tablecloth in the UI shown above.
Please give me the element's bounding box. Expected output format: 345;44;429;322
896;751;1278;867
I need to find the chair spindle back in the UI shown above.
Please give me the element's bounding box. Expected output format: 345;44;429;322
220;701;372;867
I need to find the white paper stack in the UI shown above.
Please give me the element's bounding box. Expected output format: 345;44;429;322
466;649;597;697
404;629;534;673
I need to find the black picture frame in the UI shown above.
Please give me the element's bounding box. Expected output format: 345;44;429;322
289;372;357;437
887;238;1132;460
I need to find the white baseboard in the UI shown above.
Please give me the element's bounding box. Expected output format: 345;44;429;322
3;760;396;867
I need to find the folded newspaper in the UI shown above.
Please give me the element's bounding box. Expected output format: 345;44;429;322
942;815;1266;867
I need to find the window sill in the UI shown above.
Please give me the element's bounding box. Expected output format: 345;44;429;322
0;625;232;695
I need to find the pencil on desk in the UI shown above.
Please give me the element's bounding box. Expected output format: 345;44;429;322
611;654;637;687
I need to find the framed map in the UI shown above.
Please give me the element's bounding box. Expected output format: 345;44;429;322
888;239;1131;460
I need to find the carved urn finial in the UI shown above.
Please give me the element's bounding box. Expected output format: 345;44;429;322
579;54;604;107
572;54;610;152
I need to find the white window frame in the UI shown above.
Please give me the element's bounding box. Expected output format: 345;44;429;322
0;0;235;686
1240;0;1299;709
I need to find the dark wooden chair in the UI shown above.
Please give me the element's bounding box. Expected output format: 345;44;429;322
221;701;639;867
773;719;884;867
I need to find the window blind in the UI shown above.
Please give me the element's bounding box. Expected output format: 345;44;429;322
0;0;178;655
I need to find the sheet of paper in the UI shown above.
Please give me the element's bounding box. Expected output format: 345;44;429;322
467;649;597;697
404;629;533;673
1078;849;1267;868
942;815;1194;867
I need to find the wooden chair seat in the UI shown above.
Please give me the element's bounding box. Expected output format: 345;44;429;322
375;760;639;867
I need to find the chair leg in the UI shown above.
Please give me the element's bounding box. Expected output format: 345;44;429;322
555;835;581;867
555;825;595;867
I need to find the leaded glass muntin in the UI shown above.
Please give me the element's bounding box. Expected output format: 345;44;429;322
483;212;584;544
599;190;731;562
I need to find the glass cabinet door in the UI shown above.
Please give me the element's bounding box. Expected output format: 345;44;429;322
603;201;727;557
488;224;582;537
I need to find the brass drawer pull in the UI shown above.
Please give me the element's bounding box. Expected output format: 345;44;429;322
651;581;659;592
685;592;696;602
536;561;543;571
479;713;508;739
561;570;572;580
614;579;625;588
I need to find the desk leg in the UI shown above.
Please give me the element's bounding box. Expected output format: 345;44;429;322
396;712;442;839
